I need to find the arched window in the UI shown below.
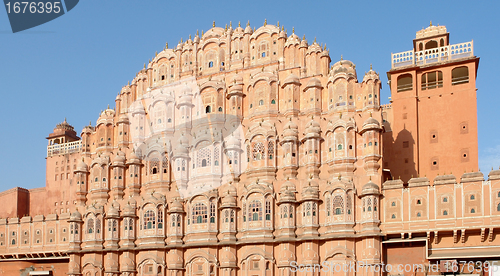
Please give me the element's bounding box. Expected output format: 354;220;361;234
391;214;396;219
471;208;476;214
425;40;438;50
417;212;421;217
265;199;271;220
470;195;475;200
96;219;101;234
397;74;413;92
252;142;265;160
497;203;500;212
391;201;396;207
208;61;213;68
337;144;343;150
259;100;264;106
218;107;222;112
87;218;94;234
144;210;156;229
210;202;216;223
498;191;500;198
192;203;208;224
249;200;262;221
332;195;344;215
326;196;331;216
443;210;448;216
268;141;274;160
452;66;469;85
421;71;443;90
128;218;133;230
158;208;163;229
271;99;276;104
443;197;448;202
205;105;211;113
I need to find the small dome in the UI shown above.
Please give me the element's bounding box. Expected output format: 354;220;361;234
117;113;129;124
76;159;88;172
363;66;380;83
300;38;308;48
282;73;300;87
283;119;299;138
221;194;237;208
285;32;300;47
362;180;380;195
363;117;380;127
112;150;126;165
244;23;253;34
126;151;142;165
301;183;319;200
70;210;82;221
226;134;240;148
305;119;321;134
107;203;120;218
330;59;357;80
304;78;322;90
169;198;184;213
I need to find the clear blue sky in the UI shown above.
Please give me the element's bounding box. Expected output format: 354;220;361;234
0;0;498;190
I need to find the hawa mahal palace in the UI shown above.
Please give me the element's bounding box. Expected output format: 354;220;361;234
0;21;498;276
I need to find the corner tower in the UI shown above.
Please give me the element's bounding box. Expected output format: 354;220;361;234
384;23;479;183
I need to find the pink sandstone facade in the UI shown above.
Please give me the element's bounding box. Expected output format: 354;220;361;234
0;22;498;276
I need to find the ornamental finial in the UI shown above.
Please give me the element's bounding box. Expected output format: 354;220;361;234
247;20;250;27
430;20;432;26
277;21;279;28
213;21;215;27
292;27;295;33
238;21;241;27
370;64;372;70
264;19;267;26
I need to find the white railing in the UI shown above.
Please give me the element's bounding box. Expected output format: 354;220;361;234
47;140;82;157
391;41;473;68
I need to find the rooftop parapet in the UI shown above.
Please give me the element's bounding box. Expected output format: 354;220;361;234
433;174;457;185
391;40;473;69
460;171;484;183
408;177;430;187
488;168;500;180
382;179;404;190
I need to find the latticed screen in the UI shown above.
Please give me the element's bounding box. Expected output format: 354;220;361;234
192;203;208;224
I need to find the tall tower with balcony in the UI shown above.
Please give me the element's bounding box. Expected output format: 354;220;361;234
384;23;479;183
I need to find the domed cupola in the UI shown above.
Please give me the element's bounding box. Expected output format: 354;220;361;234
234;21;244;34
301;182;319;201
112;150;126;167
360;115;381;134
126;150;141;165
279;180;297;203
70;210;82;221
282;118;299;139
283;73;300;86
304;118;321;138
363;65;380;83
329;58;357;81
169;198;185;213
300;36;308;48
285;30;300;47
244;21;253;34
75;158;89;173
361;180;380;196
221;191;237;208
